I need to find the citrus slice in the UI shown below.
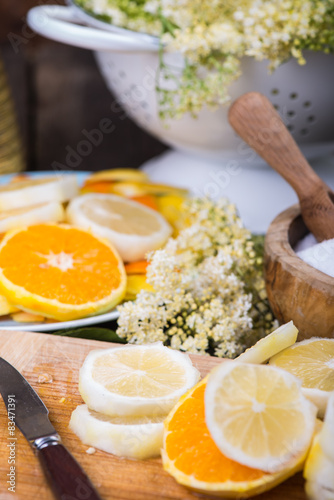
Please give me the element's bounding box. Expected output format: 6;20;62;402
304;393;334;500
0;224;126;321
84;169;150;184
162;378;308;497
236;321;298;364
79;343;200;417
0;294;18;315
205;362;316;472
69;404;165;459
0;201;65;233
319;391;334;462
110;181;188;198
269;338;334;418
0;175;78;210
124;274;154;301
66;193;172;262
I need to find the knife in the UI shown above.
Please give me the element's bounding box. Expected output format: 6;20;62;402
0;357;102;500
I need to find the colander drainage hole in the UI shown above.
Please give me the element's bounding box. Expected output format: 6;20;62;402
289;92;298;100
119;71;126;79
287;110;295;118
300;128;309;136
287;124;294;132
273;104;280;110
303;101;312;108
271;88;279;95
307;115;316;123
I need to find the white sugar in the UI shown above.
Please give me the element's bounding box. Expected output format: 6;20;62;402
296;236;334;278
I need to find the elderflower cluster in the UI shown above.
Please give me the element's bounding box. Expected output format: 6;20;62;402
77;0;334;118
116;198;277;358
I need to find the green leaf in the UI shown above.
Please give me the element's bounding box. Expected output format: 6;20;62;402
52;327;126;343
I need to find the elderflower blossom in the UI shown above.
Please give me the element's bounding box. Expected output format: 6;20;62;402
116;198;277;358
77;0;334;118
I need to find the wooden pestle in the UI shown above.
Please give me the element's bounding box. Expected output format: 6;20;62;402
228;91;334;242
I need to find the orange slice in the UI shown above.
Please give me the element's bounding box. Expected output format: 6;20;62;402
162;378;309;497
0;224;126;321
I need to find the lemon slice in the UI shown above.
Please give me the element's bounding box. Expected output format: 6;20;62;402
79;344;200;417
69;404;165;459
236;321;298;364
0;175;78;211
84;169;150;184
66;194;172;262
205;362;317;473
0;202;65;233
269;338;334;418
304;393;334;500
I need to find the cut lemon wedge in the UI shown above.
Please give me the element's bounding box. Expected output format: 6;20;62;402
79;343;200;417
69;404;165;459
66;193;172;262
0;175;78;210
236;321;298;364
269;338;334;417
0;201;65;233
205;362;317;473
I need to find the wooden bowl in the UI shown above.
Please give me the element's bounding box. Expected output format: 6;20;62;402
265;204;334;340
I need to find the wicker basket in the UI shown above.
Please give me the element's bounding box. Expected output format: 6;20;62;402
0;58;24;175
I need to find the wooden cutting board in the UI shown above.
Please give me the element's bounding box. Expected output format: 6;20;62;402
0;330;307;500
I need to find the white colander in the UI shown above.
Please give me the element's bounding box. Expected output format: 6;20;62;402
28;4;334;164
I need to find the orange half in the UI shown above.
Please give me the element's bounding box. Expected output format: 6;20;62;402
162;378;308;498
0;224;126;321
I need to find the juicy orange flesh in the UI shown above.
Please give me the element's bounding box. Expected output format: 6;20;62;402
0;225;122;305
165;383;267;483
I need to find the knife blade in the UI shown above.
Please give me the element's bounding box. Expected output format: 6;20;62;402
0;357;102;500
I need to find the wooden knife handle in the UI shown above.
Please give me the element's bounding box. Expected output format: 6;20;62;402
37;443;102;500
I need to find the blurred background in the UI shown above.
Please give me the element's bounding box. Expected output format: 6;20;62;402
0;0;167;173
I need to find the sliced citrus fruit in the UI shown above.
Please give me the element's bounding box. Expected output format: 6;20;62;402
205;362;316;473
79;343;200;417
162;378;308;497
66;194;172;262
269;338;334;418
319;391;334;462
0;201;65;233
10;311;46;323
0;224;126;321
124;260;148;275
124;274;154;301
0;294;18;315
0;175;78;210
155;194;187;234
69;404;165;459
130;194;159;211
84;169;150;184
236;321;298;364
111;181;188;198
304;393;334;500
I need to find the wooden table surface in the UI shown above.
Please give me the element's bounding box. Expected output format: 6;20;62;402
0;330;307;500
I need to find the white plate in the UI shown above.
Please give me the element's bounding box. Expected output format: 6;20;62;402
0;170;120;331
